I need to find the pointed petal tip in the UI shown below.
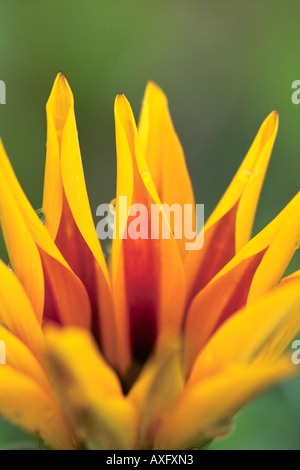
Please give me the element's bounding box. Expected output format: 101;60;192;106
52;71;69;89
146;80;161;92
144;81;167;104
114;92;125;105
271;109;279;121
257;111;279;140
114;93;133;119
55;71;68;84
46;72;73;111
265;110;279;128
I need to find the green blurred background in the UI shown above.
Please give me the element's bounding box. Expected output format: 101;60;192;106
0;0;299;449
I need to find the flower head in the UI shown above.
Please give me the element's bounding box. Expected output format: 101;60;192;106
0;73;299;449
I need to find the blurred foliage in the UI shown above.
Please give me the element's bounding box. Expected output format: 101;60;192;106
0;0;299;449
0;419;39;450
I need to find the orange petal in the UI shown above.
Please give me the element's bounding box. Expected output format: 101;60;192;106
112;94;186;372
138;82;196;260
0;365;76;449
184;111;278;305
0;140;91;329
184;201;239;305
183;249;266;373
128;339;184;448
43;74;117;365
155;360;294;450
280;269;300;286
45;326;137;450
184;192;300;372
188;278;300;386
0;260;44;361
0;144;44;322
0;325;50;393
213;191;300;301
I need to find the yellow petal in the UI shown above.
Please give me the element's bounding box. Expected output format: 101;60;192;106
138;82;195;260
247;194;300;300
207;111;278;244
257;313;300;364
213;191;300;301
45;326;137;450
0;147;44;322
128;338;184;448
185;202;239;305
155;360;295;450
0;260;44;361
184;112;278;304
43;73;117;365
256;276;300;363
43;73;71;239
0;365;75;449
112;94;186;372
0;140;91;328
184;191;300;370
0;326;50;392
183;249;266;373
281;269;300;286
188;278;300;385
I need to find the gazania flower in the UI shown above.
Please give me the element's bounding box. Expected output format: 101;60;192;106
0;73;299;450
